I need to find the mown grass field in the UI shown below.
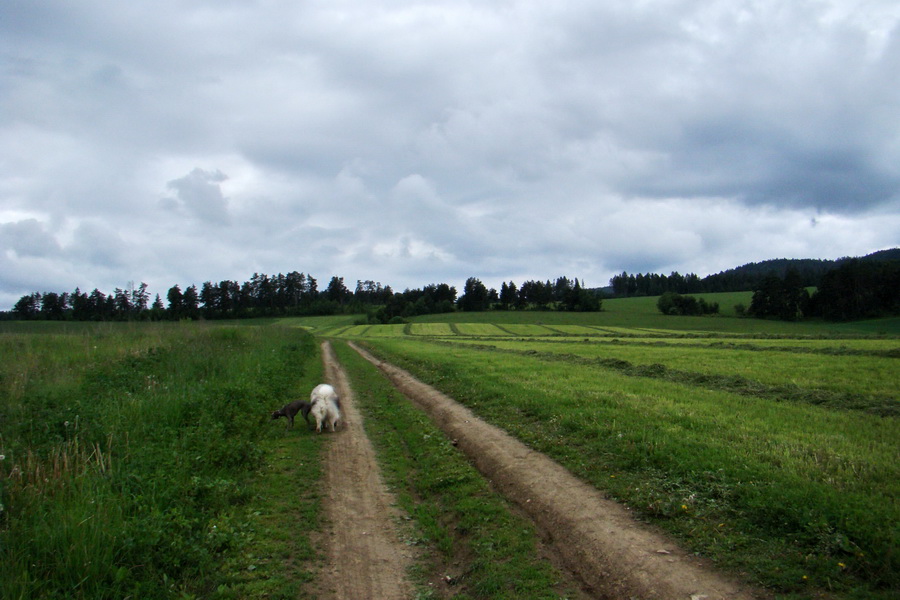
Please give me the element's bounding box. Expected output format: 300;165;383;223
297;295;900;599
444;339;898;406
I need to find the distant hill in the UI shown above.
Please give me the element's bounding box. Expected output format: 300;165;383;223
600;248;900;297
700;248;900;292
863;248;900;262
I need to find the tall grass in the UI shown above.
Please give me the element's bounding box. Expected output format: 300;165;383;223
0;323;318;599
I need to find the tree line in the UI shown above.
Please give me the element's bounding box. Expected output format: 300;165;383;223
458;276;601;313
11;256;895;323
610;271;703;297
612;249;900;298
7;272;602;322
653;260;900;322
745;260;900;321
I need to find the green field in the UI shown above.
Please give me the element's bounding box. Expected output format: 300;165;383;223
299;297;899;599
3;296;898;599
443;338;898;407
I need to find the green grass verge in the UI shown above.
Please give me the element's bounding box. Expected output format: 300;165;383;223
0;322;324;599
329;340;577;600
357;338;899;600
211;431;325;599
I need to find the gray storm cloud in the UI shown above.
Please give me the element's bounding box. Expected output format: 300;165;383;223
0;219;61;258
163;168;230;225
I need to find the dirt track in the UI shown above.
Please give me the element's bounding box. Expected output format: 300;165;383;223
316;341;417;600
347;341;765;600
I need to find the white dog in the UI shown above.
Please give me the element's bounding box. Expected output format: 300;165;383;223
309;383;342;433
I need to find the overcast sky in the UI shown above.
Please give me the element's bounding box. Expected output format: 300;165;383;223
2;1;899;308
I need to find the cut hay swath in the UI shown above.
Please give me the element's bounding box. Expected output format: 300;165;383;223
532;324;601;335
409;322;454;336
363;324;407;337
495;324;559;336
453;323;512;336
446;338;899;401
340;325;372;337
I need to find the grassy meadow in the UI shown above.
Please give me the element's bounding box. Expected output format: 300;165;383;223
2;291;898;599
0;321;326;599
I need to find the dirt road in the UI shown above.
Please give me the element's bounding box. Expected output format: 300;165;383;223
315;341;417;600
348;341;765;600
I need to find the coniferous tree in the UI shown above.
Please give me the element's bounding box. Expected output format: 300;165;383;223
499;281;515;310
812;259;900;320
183;285;199;319
88;289;109;320
71;288;90;320
326;276;351;305
132;282;150;314
166;285;183;320
13;293;41;319
458;277;490;311
150;294;165;320
748;271;808;320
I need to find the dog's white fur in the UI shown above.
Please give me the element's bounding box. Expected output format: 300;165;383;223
309;383;341;432
310;383;337;405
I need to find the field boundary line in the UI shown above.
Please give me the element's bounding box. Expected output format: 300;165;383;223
349;341;764;600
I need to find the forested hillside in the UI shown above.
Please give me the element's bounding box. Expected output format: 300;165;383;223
609;248;900;297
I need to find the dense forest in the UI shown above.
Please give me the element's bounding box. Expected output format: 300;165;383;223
652;257;900;322
734;258;900;322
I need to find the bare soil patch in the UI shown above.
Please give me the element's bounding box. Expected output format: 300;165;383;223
313;341;417;600
350;341;767;600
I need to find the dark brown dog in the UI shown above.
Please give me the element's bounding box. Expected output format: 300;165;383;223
271;400;312;430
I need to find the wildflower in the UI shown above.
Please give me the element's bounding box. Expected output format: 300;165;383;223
681;504;688;510
838;562;846;569
802;575;808;581
64;421;70;427
0;454;5;461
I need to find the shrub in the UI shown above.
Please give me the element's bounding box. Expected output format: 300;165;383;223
657;292;719;316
